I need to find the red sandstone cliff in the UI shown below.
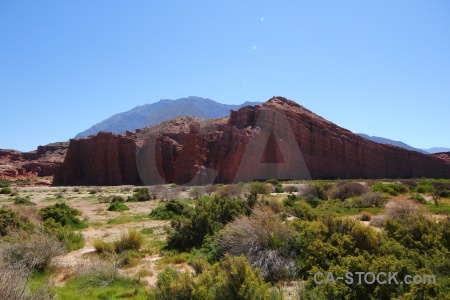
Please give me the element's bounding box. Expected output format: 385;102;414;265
0;143;67;179
53;97;450;185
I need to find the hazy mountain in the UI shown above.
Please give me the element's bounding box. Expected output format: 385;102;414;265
357;134;429;154
422;147;450;154
75;96;261;138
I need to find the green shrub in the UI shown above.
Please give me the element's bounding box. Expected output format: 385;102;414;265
409;193;427;204
265;179;284;193
249;182;272;195
128;188;150;202
151;255;282;300
167;196;248;251
283;193;298;207
291;201;317;221
107;201;129;212
415;180;434;193
371;183;408;196
311;182;333;200
439;190;450;198
0;179;11;187
265;179;279;185
0;187;12;194
0;206;21;236
42;218;85;251
13;196;36;206
39;202;87;230
149;200;189;220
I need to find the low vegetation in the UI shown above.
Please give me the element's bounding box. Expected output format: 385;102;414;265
0;178;449;299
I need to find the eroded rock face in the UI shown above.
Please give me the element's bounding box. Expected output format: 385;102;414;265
53;132;141;186
0;143;67;179
53;97;450;185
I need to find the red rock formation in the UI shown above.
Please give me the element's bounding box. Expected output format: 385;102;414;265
53;97;450;185
0;143;67;179
53;132;141;185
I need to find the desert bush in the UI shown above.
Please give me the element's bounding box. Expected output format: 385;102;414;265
217;184;244;198
127;187;150;202
0;187;11;194
290;201;317;221
92;239;114;254
284;185;298;194
386;199;424;220
282;193;296;207
217;206;297;281
42;217;85;251
167;196;247;251
107;201;129;212
189;186;203;199
0;230;64;271
303;194;320;208
384;214;443;251
72;187;80;192
151;255;281;300
360;212;372;221
39;202;87;230
0;259;56;300
400;179;418;190
369;215;385;228
204;184;218;196
148;185;172;200
113;230;144;254
149;200;190;220
0;206;21;236
249;182;272;195
360;191;387;207
265;179;284;193
13;196;36;206
371;183;408;196
409;192;427;204
89;187;102;194
332;182;369;200
311;182;333;200
77;255;119;288
0;179;10;188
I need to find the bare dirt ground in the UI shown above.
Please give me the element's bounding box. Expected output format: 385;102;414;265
0;185;185;287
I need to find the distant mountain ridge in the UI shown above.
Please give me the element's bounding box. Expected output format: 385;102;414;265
424;147;450;154
357;134;449;154
75;96;261;138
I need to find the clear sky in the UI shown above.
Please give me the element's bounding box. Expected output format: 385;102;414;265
1;0;449;152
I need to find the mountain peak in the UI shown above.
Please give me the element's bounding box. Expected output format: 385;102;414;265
74;97;262;138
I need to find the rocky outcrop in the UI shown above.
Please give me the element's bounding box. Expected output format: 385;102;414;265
53;97;450;185
0;143;67;179
53;132;141;186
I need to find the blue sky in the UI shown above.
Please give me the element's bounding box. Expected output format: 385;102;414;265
1;0;449;151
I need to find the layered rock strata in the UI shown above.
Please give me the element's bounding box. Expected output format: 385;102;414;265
53;97;450;185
